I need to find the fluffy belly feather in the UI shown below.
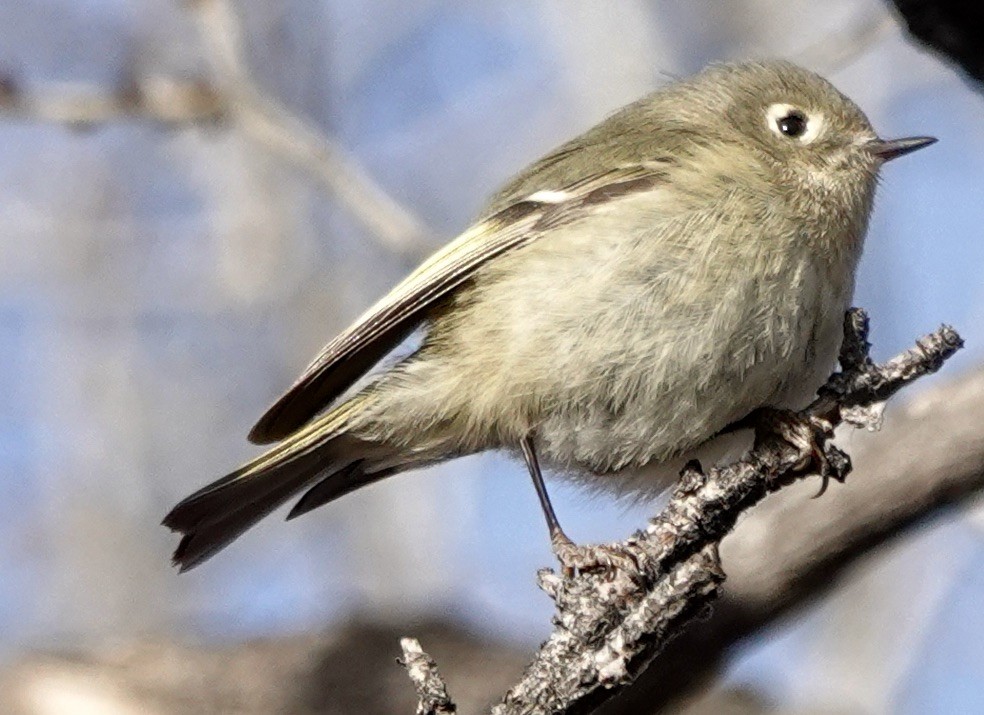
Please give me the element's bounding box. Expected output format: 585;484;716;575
526;256;847;479
360;195;853;498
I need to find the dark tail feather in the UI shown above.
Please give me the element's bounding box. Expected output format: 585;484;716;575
286;462;398;521
167;452;326;572
163;392;407;571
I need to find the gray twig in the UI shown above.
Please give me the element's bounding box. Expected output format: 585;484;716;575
401;308;962;714
400;638;457;715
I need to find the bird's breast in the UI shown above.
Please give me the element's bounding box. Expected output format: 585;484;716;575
421;190;855;486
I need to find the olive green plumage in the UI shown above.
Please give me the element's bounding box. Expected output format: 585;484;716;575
164;60;934;571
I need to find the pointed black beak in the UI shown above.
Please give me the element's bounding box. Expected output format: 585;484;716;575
866;136;937;162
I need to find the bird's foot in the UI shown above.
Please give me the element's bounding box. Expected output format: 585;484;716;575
551;530;644;579
752;407;847;495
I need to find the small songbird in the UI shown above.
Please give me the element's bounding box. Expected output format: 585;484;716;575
164;60;935;572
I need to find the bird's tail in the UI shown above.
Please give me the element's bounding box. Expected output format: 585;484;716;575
163;393;406;571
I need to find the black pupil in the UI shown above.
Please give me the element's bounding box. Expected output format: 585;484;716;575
778;111;807;137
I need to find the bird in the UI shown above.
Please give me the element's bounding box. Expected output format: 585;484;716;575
163;60;935;572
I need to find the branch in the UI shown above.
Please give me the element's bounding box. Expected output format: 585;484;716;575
188;0;431;259
0;2;433;259
887;0;984;86
0;74;224;127
608;364;984;713
401;309;962;714
399;638;457;715
792;11;895;77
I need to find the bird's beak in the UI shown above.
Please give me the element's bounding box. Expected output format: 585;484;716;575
866;136;937;162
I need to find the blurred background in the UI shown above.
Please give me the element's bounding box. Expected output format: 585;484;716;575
1;0;983;713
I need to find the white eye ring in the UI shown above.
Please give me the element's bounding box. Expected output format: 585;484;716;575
766;103;823;144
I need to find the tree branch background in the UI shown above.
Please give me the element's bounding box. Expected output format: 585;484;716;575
1;1;982;713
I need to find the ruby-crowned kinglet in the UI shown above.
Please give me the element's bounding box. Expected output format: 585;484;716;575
164;60;935;571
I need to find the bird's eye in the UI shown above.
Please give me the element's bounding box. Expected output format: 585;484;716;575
765;104;822;144
777;110;807;138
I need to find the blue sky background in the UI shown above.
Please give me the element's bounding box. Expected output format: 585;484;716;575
0;1;982;712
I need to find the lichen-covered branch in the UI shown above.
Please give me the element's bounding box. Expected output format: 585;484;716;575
399;638;457;715
620;361;984;714
401;309;962;714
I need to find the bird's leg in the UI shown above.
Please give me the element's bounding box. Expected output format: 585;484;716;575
520;435;566;541
521;435;641;577
749;407;845;495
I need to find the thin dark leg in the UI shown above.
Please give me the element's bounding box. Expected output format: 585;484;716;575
521;435;565;539
521;435;641;576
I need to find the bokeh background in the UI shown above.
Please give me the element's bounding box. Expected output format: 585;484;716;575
1;0;983;713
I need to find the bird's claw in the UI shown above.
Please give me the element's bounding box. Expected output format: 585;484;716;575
753;408;845;495
551;531;644;580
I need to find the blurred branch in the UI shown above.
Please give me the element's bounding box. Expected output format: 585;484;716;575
793;11;895;76
189;0;431;259
0;74;224;127
886;0;984;86
0;2;432;260
403;310;963;714
0;621;528;715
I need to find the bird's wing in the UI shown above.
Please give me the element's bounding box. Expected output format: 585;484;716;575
248;163;667;444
